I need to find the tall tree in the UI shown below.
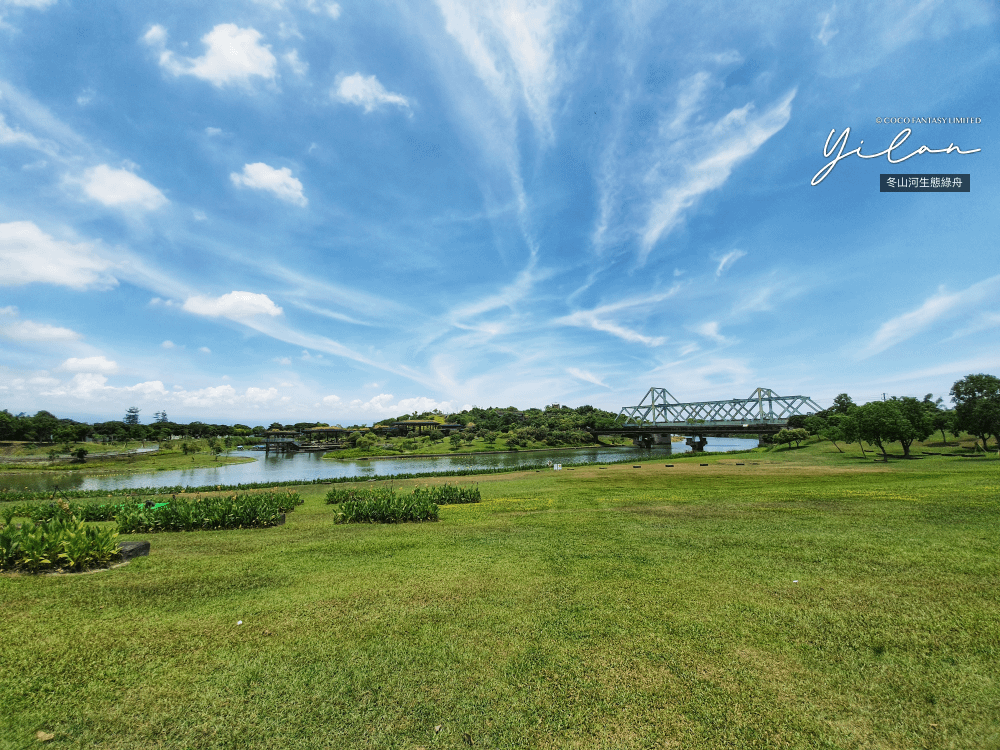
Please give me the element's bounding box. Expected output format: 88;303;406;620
854;401;909;458
889;397;934;457
830;393;856;415
124;407;141;425
950;374;1000;451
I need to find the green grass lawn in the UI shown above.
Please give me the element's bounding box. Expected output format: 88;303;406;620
1;446;998;749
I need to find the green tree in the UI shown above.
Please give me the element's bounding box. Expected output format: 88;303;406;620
31;410;60;443
950;374;1000;451
124;407;141;425
889;397;934;457
854;399;929;458
921;394;955;445
830;393;856;415
806;415;848;452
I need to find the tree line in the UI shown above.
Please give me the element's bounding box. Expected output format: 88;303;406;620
776;374;1000;457
3;374;998;454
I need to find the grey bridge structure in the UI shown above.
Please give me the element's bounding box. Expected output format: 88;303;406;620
597;387;822;451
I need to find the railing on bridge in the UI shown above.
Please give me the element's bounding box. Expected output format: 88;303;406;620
615;388;822;428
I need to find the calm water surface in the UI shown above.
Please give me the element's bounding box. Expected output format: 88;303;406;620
2;437;757;492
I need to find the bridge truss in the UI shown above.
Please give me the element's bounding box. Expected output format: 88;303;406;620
615;387;822;429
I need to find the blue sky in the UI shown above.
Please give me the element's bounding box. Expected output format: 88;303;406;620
1;0;997;425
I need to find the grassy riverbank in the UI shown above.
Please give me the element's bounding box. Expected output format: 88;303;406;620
322;434;636;460
1;443;997;748
0;439;254;476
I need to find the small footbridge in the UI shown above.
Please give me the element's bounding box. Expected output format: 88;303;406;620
598;387;822;450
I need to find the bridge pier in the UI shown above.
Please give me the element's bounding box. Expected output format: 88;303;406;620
685;436;708;452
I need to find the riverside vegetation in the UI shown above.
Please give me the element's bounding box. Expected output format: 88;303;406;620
1;435;997;749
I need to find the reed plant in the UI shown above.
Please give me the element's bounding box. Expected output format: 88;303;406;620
410;483;480;505
115;491;301;533
0;514;120;573
332;489;438;523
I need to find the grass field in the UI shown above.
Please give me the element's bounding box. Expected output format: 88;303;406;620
1;443;998;749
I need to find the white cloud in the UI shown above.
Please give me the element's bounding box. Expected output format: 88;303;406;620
555;291;678;347
183;290;284;320
161;340;177;349
79;164;168;210
434;0;566;141
58;355;119;374
275;356;292;365
199;346;211;354
348;393;460;416
1;0;56;8
567;367;608;388
863;275;1000;357
693;321;726;343
144;23;277;88
76;87;95;106
715;249;746;277
0;221;117;289
322;394;341;404
332;73;412;113
230;162;307;206
640;89;796;262
0;113;43;149
284;50;308;76
816;7;838;45
178;385;280;407
303;0;341;18
0;307;82;342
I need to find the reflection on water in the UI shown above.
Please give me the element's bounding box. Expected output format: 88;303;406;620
1;437;757;492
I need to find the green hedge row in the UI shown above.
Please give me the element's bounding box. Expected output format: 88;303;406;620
333;491;438;524
0;515;120;573
410;484;481;505
115;491;301;533
324;483;479;507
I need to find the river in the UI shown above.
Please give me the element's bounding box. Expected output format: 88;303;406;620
1;437;758;492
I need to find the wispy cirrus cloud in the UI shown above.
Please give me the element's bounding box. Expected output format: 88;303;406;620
639;87;796;263
863;275;1000;357
715;249;746;277
567;367;609;388
555;289;680;347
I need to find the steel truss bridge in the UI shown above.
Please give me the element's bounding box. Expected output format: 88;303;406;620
596;387;822;448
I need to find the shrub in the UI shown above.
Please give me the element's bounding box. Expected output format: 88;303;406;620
115;491;300;534
325;486;395;505
0;515;120;573
411;484;480;505
328;487;438;523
